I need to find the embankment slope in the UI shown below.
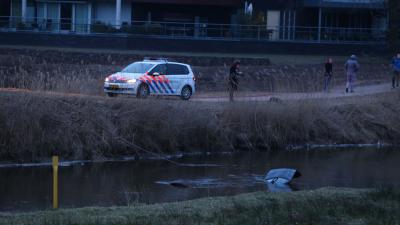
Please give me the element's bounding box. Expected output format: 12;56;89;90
1;89;399;163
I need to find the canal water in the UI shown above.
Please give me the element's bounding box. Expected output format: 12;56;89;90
1;148;400;211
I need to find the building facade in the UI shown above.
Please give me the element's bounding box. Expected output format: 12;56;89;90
0;0;389;43
252;0;387;41
0;0;242;32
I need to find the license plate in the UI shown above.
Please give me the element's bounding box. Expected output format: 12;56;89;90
110;85;119;90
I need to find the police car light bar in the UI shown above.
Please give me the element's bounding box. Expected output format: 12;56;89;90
143;57;168;62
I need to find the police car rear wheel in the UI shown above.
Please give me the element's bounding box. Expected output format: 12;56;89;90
180;86;192;100
107;93;117;97
137;84;150;99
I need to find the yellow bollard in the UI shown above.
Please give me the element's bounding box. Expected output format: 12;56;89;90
52;156;59;209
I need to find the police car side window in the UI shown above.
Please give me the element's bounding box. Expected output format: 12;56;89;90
167;64;189;75
150;64;167;75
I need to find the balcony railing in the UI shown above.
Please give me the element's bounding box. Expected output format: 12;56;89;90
304;0;385;8
323;0;384;2
0;16;387;44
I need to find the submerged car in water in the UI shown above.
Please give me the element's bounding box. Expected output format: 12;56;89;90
104;58;196;100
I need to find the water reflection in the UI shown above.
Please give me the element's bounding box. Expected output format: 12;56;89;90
156;173;266;189
0;148;400;211
266;183;293;192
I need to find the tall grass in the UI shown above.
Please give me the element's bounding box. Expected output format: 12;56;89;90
0;90;399;163
0;48;392;94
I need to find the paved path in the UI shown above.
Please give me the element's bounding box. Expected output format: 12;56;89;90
193;83;396;102
0;83;397;102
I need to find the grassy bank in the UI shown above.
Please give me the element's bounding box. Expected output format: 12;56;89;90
0;45;391;64
1;187;399;225
0;47;390;94
1;90;399;163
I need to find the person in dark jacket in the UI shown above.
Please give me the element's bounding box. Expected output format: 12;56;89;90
324;58;333;92
228;60;241;102
391;52;400;89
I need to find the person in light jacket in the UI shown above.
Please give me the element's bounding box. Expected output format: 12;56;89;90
345;55;360;93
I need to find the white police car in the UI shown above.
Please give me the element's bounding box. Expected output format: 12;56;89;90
104;58;195;100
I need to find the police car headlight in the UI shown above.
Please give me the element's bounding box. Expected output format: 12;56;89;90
127;79;137;84
105;77;110;82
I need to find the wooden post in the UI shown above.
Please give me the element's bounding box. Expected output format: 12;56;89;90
52;156;59;209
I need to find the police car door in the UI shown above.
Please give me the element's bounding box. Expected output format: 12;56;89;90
166;63;188;94
148;63;168;94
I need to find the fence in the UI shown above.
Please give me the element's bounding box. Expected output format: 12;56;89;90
0;16;387;44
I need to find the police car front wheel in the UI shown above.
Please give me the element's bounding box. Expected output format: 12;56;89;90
180;86;192;100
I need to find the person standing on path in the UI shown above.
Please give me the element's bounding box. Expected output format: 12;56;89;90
324;58;333;92
228;60;242;102
391;52;400;89
345;55;360;93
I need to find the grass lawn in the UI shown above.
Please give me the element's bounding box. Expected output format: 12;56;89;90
0;187;399;225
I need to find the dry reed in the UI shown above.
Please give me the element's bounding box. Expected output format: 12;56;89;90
0;90;399;163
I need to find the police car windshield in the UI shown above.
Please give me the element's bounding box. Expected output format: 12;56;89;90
122;62;155;73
